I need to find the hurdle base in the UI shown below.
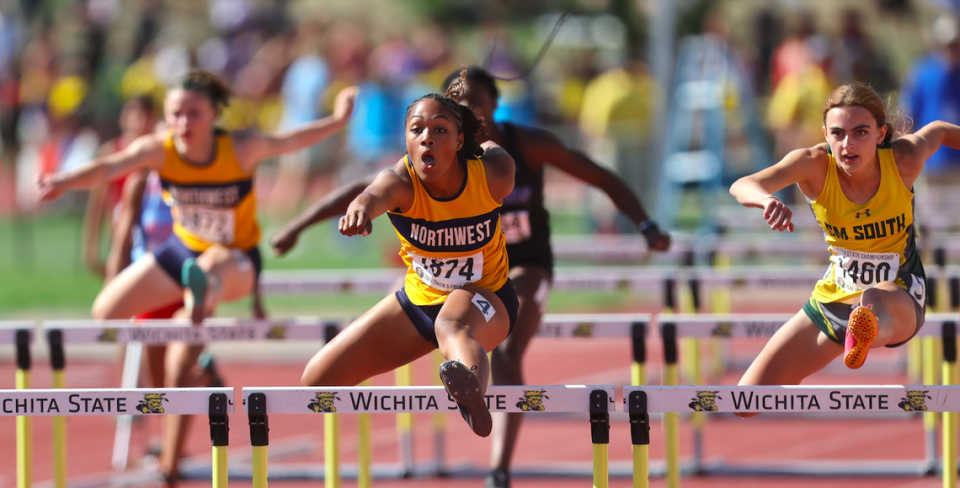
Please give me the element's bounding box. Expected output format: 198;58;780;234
179;458;941;481
180;461;452;480
686;458;938;477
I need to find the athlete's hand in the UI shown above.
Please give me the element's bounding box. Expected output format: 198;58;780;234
333;86;358;123
270;227;301;257
339;207;373;237
36;173;67;202
646;230;671;251
639;221;671;251
762;196;795;232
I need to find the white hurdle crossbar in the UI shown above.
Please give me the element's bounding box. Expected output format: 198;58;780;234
240;385;615;488
42;318;335;484
625;384;960;488
6;387;233;488
656;314;960;485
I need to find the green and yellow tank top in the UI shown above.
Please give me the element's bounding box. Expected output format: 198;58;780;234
159;131;261;252
387;155;509;306
808;145;924;303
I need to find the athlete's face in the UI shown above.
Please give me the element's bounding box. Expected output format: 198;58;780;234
459;83;496;130
405;98;464;183
165;89;218;145
823;106;887;175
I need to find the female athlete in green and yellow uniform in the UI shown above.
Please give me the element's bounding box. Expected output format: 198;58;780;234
731;83;960;408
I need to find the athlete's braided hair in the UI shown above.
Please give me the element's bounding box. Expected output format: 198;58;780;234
404;67;486;159
178;70;231;114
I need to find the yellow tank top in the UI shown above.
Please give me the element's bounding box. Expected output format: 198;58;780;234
808;146;924;303
159;131;261;252
387;155;509;306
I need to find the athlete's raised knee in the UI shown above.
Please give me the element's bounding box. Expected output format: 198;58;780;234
436;317;471;341
91;294;117;320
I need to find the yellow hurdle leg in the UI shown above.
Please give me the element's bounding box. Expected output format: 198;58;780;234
16;369;31;488
325;415;340;488
432;349;446;472
358;380;371;488
52;370;66;488
943;329;958;488
395;364;414;473
592;443;608;488
908;339;922;384
664;363;680;488
631;362;645;386
252;445;268;488
212;446;228;488
924;338;939;439
633;445;649;488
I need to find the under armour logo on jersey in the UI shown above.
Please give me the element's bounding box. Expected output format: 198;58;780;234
855;209;871;219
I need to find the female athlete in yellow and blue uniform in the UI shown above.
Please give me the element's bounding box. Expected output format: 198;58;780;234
730;83;960;408
388;151;516;344
37;70;357;484
300;70;518;438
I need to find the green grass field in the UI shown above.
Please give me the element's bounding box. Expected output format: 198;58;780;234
0;209;636;319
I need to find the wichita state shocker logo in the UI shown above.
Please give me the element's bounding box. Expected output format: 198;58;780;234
710;322;732;338
516;389;549;411
308;392;340;413
899;390;932;412
97;328;119;343
689;391;722;411
137;393;169;414
265;324;287;340
572;323;594;338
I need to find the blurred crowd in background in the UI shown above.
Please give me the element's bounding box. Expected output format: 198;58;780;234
1;0;959;228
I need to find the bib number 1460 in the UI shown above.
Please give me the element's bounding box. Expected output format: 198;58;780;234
831;247;899;293
838;260;891;286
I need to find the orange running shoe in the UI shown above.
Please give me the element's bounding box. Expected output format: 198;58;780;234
845;304;878;369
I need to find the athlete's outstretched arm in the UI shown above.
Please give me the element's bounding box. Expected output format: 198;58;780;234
270;175;374;255
524;127;669;249
730;145;826;232
894;121;960;186
479;141;515;202
340;160;415;237
36;135;164;202
239;87;357;170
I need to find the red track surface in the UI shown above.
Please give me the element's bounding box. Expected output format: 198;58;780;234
0;337;947;487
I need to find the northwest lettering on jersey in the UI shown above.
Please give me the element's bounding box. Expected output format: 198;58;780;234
388;208;501;253
161;179;253;207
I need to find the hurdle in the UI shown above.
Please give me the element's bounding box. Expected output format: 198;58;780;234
625;384;960;488
203;314;649;482
4;387;233;488
0;322;35;488
656;312;960;482
240;384;615;487
42;318;335;484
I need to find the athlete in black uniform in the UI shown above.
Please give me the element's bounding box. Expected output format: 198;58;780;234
270;67;669;488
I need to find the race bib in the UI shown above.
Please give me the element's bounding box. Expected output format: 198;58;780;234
501;210;531;244
409;251;483;291
830;246;899;293
179;206;235;244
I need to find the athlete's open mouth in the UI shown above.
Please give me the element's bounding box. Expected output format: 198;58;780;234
422;152;436;168
840;154;859;164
